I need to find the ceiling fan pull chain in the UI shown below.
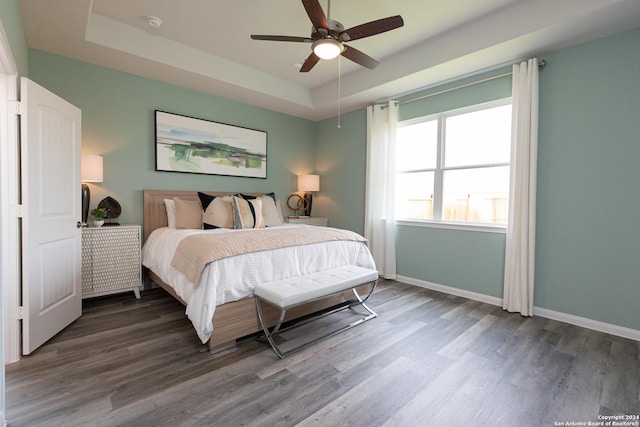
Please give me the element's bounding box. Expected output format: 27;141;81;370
337;53;341;128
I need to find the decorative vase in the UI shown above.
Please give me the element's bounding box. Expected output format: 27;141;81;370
93;220;104;227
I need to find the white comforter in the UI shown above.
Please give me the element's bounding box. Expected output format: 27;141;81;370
142;224;376;343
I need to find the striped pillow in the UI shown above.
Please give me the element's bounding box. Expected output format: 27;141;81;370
239;193;283;226
232;196;264;229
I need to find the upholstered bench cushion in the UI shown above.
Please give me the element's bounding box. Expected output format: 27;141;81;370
254;265;379;308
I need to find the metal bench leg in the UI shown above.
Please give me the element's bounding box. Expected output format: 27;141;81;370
255;297;287;358
349;279;378;318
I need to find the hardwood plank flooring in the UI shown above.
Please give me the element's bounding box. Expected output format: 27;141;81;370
6;280;639;426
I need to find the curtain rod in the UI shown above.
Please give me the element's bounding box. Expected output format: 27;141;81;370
383;59;546;108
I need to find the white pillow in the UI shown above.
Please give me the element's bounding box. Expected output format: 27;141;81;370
260;195;284;226
275;199;284;224
173;197;203;229
164;199;176;228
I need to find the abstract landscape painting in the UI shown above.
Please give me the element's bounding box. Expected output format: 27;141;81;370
155;111;267;178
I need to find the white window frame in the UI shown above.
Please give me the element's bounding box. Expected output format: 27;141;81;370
396;98;511;233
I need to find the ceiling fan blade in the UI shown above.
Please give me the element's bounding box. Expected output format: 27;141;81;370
339;15;404;42
341;45;379;69
302;0;329;31
300;52;321;72
251;35;313;43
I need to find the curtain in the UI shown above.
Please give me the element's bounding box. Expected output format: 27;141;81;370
503;58;539;316
365;101;398;279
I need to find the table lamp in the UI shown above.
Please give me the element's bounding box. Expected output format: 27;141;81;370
81;154;103;223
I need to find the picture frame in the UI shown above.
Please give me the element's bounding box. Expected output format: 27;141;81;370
154;110;267;178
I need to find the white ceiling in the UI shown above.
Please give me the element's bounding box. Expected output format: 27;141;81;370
19;0;640;121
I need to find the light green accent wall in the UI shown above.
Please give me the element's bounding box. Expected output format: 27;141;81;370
0;0;29;76
317;29;640;331
535;29;640;330
315;109;367;234
397;227;506;297
28;49;316;228
398;66;512;121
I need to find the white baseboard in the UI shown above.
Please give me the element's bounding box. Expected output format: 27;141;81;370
396;275;640;342
397;275;503;307
531;307;640;342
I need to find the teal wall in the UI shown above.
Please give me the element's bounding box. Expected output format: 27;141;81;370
315;109;368;233
317;29;640;331
534;29;640;330
28;50;317;227
0;0;28;76
396;227;507;298
397;67;512;121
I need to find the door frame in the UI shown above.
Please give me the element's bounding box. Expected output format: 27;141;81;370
0;17;19;366
0;16;19;427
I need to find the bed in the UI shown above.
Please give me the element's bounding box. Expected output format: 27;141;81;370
141;189;376;354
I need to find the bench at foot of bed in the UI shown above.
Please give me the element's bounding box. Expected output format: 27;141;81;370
253;265;379;359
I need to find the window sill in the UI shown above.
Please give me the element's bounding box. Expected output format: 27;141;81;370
395;219;507;234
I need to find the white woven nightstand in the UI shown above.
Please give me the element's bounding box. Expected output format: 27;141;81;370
81;225;142;299
285;216;329;227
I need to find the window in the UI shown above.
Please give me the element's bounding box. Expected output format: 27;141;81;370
396;99;511;226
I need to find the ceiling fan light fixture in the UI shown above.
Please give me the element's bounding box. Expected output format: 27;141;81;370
312;38;342;60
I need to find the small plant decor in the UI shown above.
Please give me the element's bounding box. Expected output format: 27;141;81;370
90;207;109;220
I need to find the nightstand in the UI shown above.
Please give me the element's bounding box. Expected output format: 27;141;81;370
285;216;329;227
81;225;142;299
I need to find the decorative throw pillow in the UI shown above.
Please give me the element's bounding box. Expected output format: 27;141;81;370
164;199;176;228
232;195;264;229
275;199;285;224
260;196;283;226
198;192;234;229
239;193;282;226
173;197;202;229
240;192;276;202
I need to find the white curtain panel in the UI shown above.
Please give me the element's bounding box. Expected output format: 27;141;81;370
365;101;398;279
503;58;539;316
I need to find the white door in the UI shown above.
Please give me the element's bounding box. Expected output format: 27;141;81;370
21;77;82;355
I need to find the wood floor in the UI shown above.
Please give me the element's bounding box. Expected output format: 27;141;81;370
6;280;639;427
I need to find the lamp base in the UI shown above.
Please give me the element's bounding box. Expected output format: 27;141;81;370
81;183;90;223
303;191;313;217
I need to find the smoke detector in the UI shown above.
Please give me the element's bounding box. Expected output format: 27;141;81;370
146;16;162;28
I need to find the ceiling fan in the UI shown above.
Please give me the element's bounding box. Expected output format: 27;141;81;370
250;0;404;72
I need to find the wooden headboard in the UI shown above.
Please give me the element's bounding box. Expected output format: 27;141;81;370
142;189;265;241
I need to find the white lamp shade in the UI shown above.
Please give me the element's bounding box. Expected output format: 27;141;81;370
81;154;103;182
298;174;320;192
312;39;342;60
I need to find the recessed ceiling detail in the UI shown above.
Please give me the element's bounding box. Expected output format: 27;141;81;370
19;0;640;121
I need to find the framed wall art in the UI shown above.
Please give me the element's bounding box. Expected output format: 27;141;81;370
155;110;267;178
